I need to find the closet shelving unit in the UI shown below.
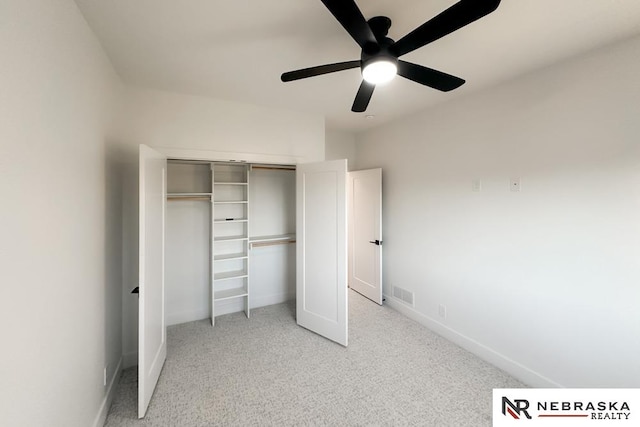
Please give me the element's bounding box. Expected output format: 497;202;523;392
212;163;250;323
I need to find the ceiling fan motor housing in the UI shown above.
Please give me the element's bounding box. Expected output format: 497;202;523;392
361;38;398;71
361;16;397;70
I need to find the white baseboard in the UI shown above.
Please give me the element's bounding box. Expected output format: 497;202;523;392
166;307;211;327
383;294;562;388
92;357;122;427
251;292;294;309
123;351;138;369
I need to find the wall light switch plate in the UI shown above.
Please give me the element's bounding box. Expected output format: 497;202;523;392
510;177;521;192
472;179;482;192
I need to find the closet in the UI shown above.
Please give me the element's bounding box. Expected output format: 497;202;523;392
165;160;296;327
139;144;352;418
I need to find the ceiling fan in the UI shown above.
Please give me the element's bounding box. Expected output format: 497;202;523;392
281;0;501;112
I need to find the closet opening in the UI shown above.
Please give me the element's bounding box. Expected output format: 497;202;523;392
165;160;297;327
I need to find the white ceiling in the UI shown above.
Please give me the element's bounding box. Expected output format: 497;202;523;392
75;0;640;132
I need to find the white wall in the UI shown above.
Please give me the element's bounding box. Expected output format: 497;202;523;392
0;0;123;426
112;87;325;366
355;35;640;388
116;87;325;161
326;130;357;169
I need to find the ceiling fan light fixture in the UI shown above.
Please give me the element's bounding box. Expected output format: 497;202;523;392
362;59;397;85
280;1;502;112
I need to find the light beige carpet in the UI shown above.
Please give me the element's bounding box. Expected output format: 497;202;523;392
105;290;524;426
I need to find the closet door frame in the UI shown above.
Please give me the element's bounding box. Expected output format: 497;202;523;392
158;147;301;166
161;147;301;322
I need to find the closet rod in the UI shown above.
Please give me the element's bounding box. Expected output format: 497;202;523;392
250;240;296;248
250;165;296;171
167;196;211;201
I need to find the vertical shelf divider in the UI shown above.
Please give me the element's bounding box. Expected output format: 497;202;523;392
210;162;215;326
246;166;251;319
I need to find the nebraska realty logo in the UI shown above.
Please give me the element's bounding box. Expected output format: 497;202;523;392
493;389;640;426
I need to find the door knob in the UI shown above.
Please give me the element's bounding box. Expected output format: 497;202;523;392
369;239;382;246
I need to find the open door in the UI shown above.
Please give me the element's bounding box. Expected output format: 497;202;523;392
348;168;383;305
296;159;348;346
138;145;167;418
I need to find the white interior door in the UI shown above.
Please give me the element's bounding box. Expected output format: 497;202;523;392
138;145;167;418
348;168;383;304
296;159;348;346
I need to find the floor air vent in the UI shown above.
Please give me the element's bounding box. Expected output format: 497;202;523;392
392;286;414;306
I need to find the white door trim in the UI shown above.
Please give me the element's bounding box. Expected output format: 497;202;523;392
156;147;301;165
348;168;383;305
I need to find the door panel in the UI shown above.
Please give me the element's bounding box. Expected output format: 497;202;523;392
138;144;167;418
296;160;348;346
348;168;382;304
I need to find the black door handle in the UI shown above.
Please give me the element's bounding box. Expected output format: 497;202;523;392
369;240;382;246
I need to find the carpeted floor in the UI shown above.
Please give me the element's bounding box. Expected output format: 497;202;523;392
105;290;524;426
